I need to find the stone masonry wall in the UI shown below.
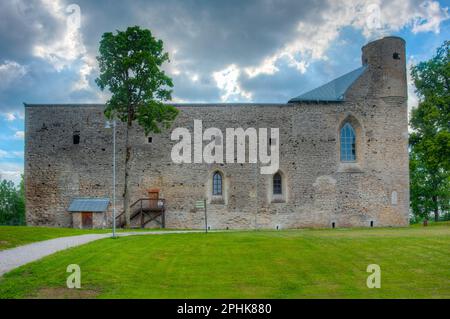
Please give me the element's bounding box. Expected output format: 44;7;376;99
24;37;409;229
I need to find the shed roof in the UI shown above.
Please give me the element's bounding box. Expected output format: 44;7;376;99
288;66;366;103
68;198;110;213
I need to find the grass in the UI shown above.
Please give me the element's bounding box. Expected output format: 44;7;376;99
0;222;449;299
0;226;166;250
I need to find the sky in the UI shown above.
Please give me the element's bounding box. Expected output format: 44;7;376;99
0;0;449;185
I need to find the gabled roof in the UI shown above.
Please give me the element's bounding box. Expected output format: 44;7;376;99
68;198;110;213
288;66;366;103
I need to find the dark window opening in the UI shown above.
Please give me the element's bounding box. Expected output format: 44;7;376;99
370;221;374;227
273;172;282;195
73;133;80;145
148;137;153;143
393;52;400;60
332;222;336;229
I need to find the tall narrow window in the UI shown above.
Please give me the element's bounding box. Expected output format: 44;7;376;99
212;172;222;196
340;123;356;161
273;172;282;195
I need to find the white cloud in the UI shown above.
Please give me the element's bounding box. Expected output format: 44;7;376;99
5;113;16;121
3;112;17;121
412;1;449;33
213;64;252;102
1;111;25;122
33;0;94;92
0;61;27;90
245;0;449;78
0;162;23;185
0;149;24;159
14;131;25;140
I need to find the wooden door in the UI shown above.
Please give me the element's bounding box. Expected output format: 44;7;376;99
81;212;93;229
149;191;159;209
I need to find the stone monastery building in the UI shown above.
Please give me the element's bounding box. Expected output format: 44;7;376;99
25;36;409;229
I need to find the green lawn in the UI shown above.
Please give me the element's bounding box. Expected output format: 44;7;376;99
0;226;165;251
0;223;449;299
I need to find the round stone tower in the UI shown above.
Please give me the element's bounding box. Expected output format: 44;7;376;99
361;36;407;99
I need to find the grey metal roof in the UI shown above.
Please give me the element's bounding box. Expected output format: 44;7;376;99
288;66;366;103
68;198;110;212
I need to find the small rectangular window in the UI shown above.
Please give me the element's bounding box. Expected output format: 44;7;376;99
148;137;153;143
73;133;80;145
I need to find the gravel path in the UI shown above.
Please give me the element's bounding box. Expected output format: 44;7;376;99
0;230;203;276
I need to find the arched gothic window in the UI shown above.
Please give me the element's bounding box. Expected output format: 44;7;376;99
212;172;223;196
340;123;356;162
273;172;282;195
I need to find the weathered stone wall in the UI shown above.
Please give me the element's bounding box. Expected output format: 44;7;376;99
25;37;409;229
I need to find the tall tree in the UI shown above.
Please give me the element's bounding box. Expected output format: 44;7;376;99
0;175;25;226
410;40;450;221
96;26;179;227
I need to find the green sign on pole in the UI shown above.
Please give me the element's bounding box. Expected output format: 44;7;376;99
195;201;205;209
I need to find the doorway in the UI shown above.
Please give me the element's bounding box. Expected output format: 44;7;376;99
81;212;93;229
148;189;160;209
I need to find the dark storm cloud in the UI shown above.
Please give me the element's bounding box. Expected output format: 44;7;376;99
0;0;336;114
76;0;328;70
0;1;65;62
1;0;447;112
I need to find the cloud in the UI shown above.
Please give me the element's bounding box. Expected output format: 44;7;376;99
0;0;448;109
412;0;449;33
213;64;252;102
14;131;25;140
0;61;27;91
0;149;24;159
31;1;95;93
3;112;17;121
244;0;449;78
32;1;85;70
0;162;23;185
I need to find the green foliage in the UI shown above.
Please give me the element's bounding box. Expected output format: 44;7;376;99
409;40;450;220
96;25;179;134
0;176;25;226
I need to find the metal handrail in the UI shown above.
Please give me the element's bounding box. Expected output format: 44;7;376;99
116;198;166;221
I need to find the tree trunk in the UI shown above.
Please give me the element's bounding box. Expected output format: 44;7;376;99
433;195;439;222
123;122;132;228
434;207;439;222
